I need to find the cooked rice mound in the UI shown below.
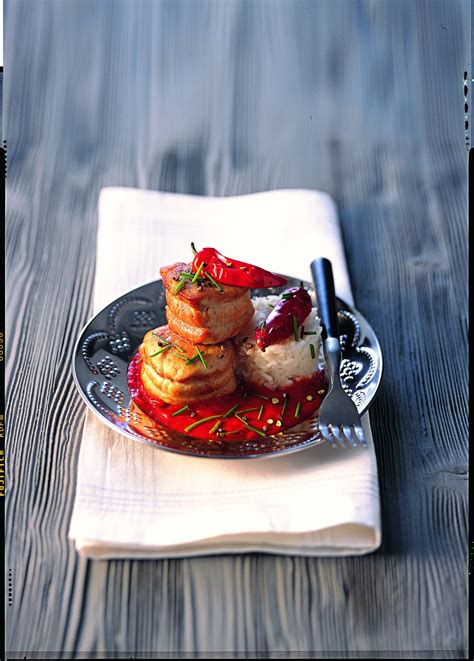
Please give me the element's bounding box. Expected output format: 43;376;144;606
235;295;322;389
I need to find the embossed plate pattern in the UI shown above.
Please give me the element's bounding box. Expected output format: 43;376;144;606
72;276;383;459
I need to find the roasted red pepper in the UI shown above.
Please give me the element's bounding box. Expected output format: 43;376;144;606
255;287;312;351
192;247;288;289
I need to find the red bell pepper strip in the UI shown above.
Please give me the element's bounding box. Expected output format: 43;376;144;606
255;287;312;351
192;247;287;288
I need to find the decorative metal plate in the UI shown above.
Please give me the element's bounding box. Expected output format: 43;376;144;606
72;276;383;459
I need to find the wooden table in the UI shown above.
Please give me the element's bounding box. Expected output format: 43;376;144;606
5;0;468;657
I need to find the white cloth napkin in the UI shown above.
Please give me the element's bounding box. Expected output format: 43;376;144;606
69;187;381;558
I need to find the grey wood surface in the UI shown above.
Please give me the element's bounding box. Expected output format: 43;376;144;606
4;0;469;658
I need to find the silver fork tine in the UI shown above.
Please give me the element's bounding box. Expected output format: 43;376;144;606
311;258;369;452
319;422;337;447
353;425;368;447
329;423;346;448
344;425;358;447
349;425;359;447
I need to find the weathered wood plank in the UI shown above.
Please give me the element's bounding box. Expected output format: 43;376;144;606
4;0;468;657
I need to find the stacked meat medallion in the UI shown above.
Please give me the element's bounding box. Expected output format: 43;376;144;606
138;262;255;405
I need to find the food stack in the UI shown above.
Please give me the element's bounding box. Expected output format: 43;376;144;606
138;259;256;406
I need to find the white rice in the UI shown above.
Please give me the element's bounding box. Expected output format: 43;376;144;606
235;295;323;389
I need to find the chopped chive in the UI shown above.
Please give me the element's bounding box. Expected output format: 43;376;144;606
191;261;205;282
282;293;294;300
173;353;189;360
245;424;266;437
259;321;266;330
152;332;170;344
191;242;198;255
171;405;189;417
236;407;259;415
234;413;266;437
196;347;207;369
295;401;301;418
223;403;239;418
184;414;222;432
251;393;269;400
281;394;289;416
185;353;200;365
300;325;305;339
303;330;318;336
172;341;184;351
310;343;316;359
149;344;171;357
179;271;193;278
292;315;299;341
203;270;224;292
209;420;222;434
174;275;189;294
257;403;264;420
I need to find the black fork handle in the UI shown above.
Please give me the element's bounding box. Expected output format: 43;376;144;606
311;257;339;341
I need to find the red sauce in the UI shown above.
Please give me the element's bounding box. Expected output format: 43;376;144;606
127;352;327;441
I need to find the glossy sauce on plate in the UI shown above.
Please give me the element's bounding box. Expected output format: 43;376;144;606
127;352;327;441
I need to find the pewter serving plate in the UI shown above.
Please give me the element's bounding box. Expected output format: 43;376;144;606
72;276;383;459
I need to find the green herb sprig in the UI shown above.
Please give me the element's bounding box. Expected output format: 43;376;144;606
184;415;221;433
171;405;189;417
292;315;299;341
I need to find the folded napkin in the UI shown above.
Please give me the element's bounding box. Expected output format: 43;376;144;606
69;188;381;558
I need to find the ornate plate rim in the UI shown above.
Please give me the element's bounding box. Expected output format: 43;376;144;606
72;276;383;459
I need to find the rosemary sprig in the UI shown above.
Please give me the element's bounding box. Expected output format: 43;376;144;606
171;405;189;417
184;414;222;433
292;315;299;341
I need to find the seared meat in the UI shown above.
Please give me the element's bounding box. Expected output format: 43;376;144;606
139;325;237;405
160;262;254;344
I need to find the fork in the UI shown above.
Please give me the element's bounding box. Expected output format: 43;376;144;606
311;258;367;448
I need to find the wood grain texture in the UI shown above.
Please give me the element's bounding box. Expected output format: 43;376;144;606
4;0;468;657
